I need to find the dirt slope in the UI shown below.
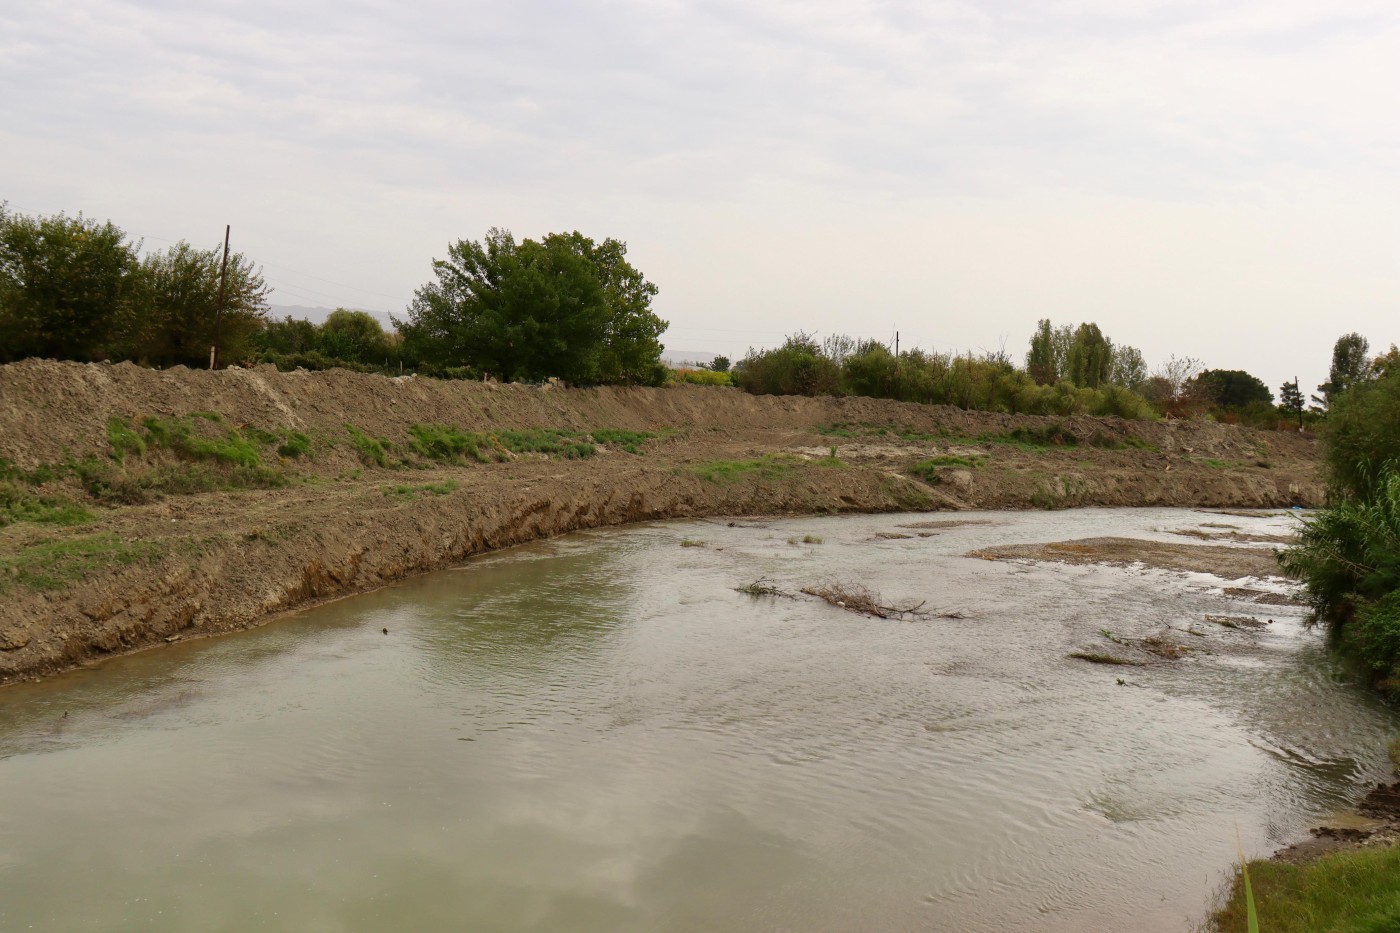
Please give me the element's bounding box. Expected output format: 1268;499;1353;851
0;359;1323;684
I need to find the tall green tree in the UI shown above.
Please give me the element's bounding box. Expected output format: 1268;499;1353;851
1066;323;1112;389
128;241;270;367
0;205;139;362
1313;332;1372;411
1108;344;1147;390
1026;319;1057;385
398;228;667;385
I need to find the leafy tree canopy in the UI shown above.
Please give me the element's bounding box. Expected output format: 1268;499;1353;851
130;241;269;367
318;309;393;364
1025;318;1143;390
397;228;668;385
0;204;139;362
1314;332;1373;411
1194;369;1273;409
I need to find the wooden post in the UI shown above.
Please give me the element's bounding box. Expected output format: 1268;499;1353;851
210;225;230;369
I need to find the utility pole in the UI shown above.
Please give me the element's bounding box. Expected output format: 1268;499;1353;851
210;225;230;369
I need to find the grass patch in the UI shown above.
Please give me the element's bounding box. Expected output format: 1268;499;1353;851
590;429;653;454
788;534;823;545
680;538;706;547
86;416;288;499
692;454;802;483
139;416;262;468
0;482;94;527
1002;424;1079;449
383;480;459;500
245;426;313;459
105;417;146;463
407;423;496;463
347;423;397;467
408;425;597;462
0;533;162;593
498;429;594;459
1086;431;1156;451
816;422;885;438
1211;845;1400;933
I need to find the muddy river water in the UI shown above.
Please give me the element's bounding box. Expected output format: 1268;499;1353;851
2;508;1397;931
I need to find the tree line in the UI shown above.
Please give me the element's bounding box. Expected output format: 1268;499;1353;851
0;207;670;385
729;322;1370;429
2;204;1390;431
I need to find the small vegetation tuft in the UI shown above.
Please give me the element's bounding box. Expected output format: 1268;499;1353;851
680;538;706;547
590;429;653;454
0;482;94;527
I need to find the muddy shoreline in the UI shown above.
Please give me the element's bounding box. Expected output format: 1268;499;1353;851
0;359;1325;686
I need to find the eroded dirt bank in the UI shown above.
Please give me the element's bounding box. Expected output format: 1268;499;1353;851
0;359;1324;684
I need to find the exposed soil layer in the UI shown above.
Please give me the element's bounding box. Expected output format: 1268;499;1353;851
967;537;1285;579
0;359;1323;684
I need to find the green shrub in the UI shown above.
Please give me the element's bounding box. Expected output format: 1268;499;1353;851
105;417;146;462
590;429;654;454
347;423;397;467
138;415;262;468
1282;468;1400;690
406;423;491;462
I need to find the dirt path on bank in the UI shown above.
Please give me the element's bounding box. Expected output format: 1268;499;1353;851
0;359;1324;684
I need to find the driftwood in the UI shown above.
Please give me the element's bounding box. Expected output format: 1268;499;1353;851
800;582;927;620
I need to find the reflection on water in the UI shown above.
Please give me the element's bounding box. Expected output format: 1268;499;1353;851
1;508;1396;932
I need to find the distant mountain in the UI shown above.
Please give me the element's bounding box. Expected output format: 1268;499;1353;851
267;305;398;329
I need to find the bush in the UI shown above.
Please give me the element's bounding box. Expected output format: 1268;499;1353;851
1282;468;1400;690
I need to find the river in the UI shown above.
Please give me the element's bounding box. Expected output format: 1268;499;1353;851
1;507;1395;931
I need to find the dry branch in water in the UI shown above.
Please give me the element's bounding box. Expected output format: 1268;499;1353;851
735;577;796;598
800;581;927;619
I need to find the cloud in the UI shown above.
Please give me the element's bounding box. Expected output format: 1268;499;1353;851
2;0;1397;390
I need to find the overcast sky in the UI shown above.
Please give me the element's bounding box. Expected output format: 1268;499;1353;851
4;0;1397;393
